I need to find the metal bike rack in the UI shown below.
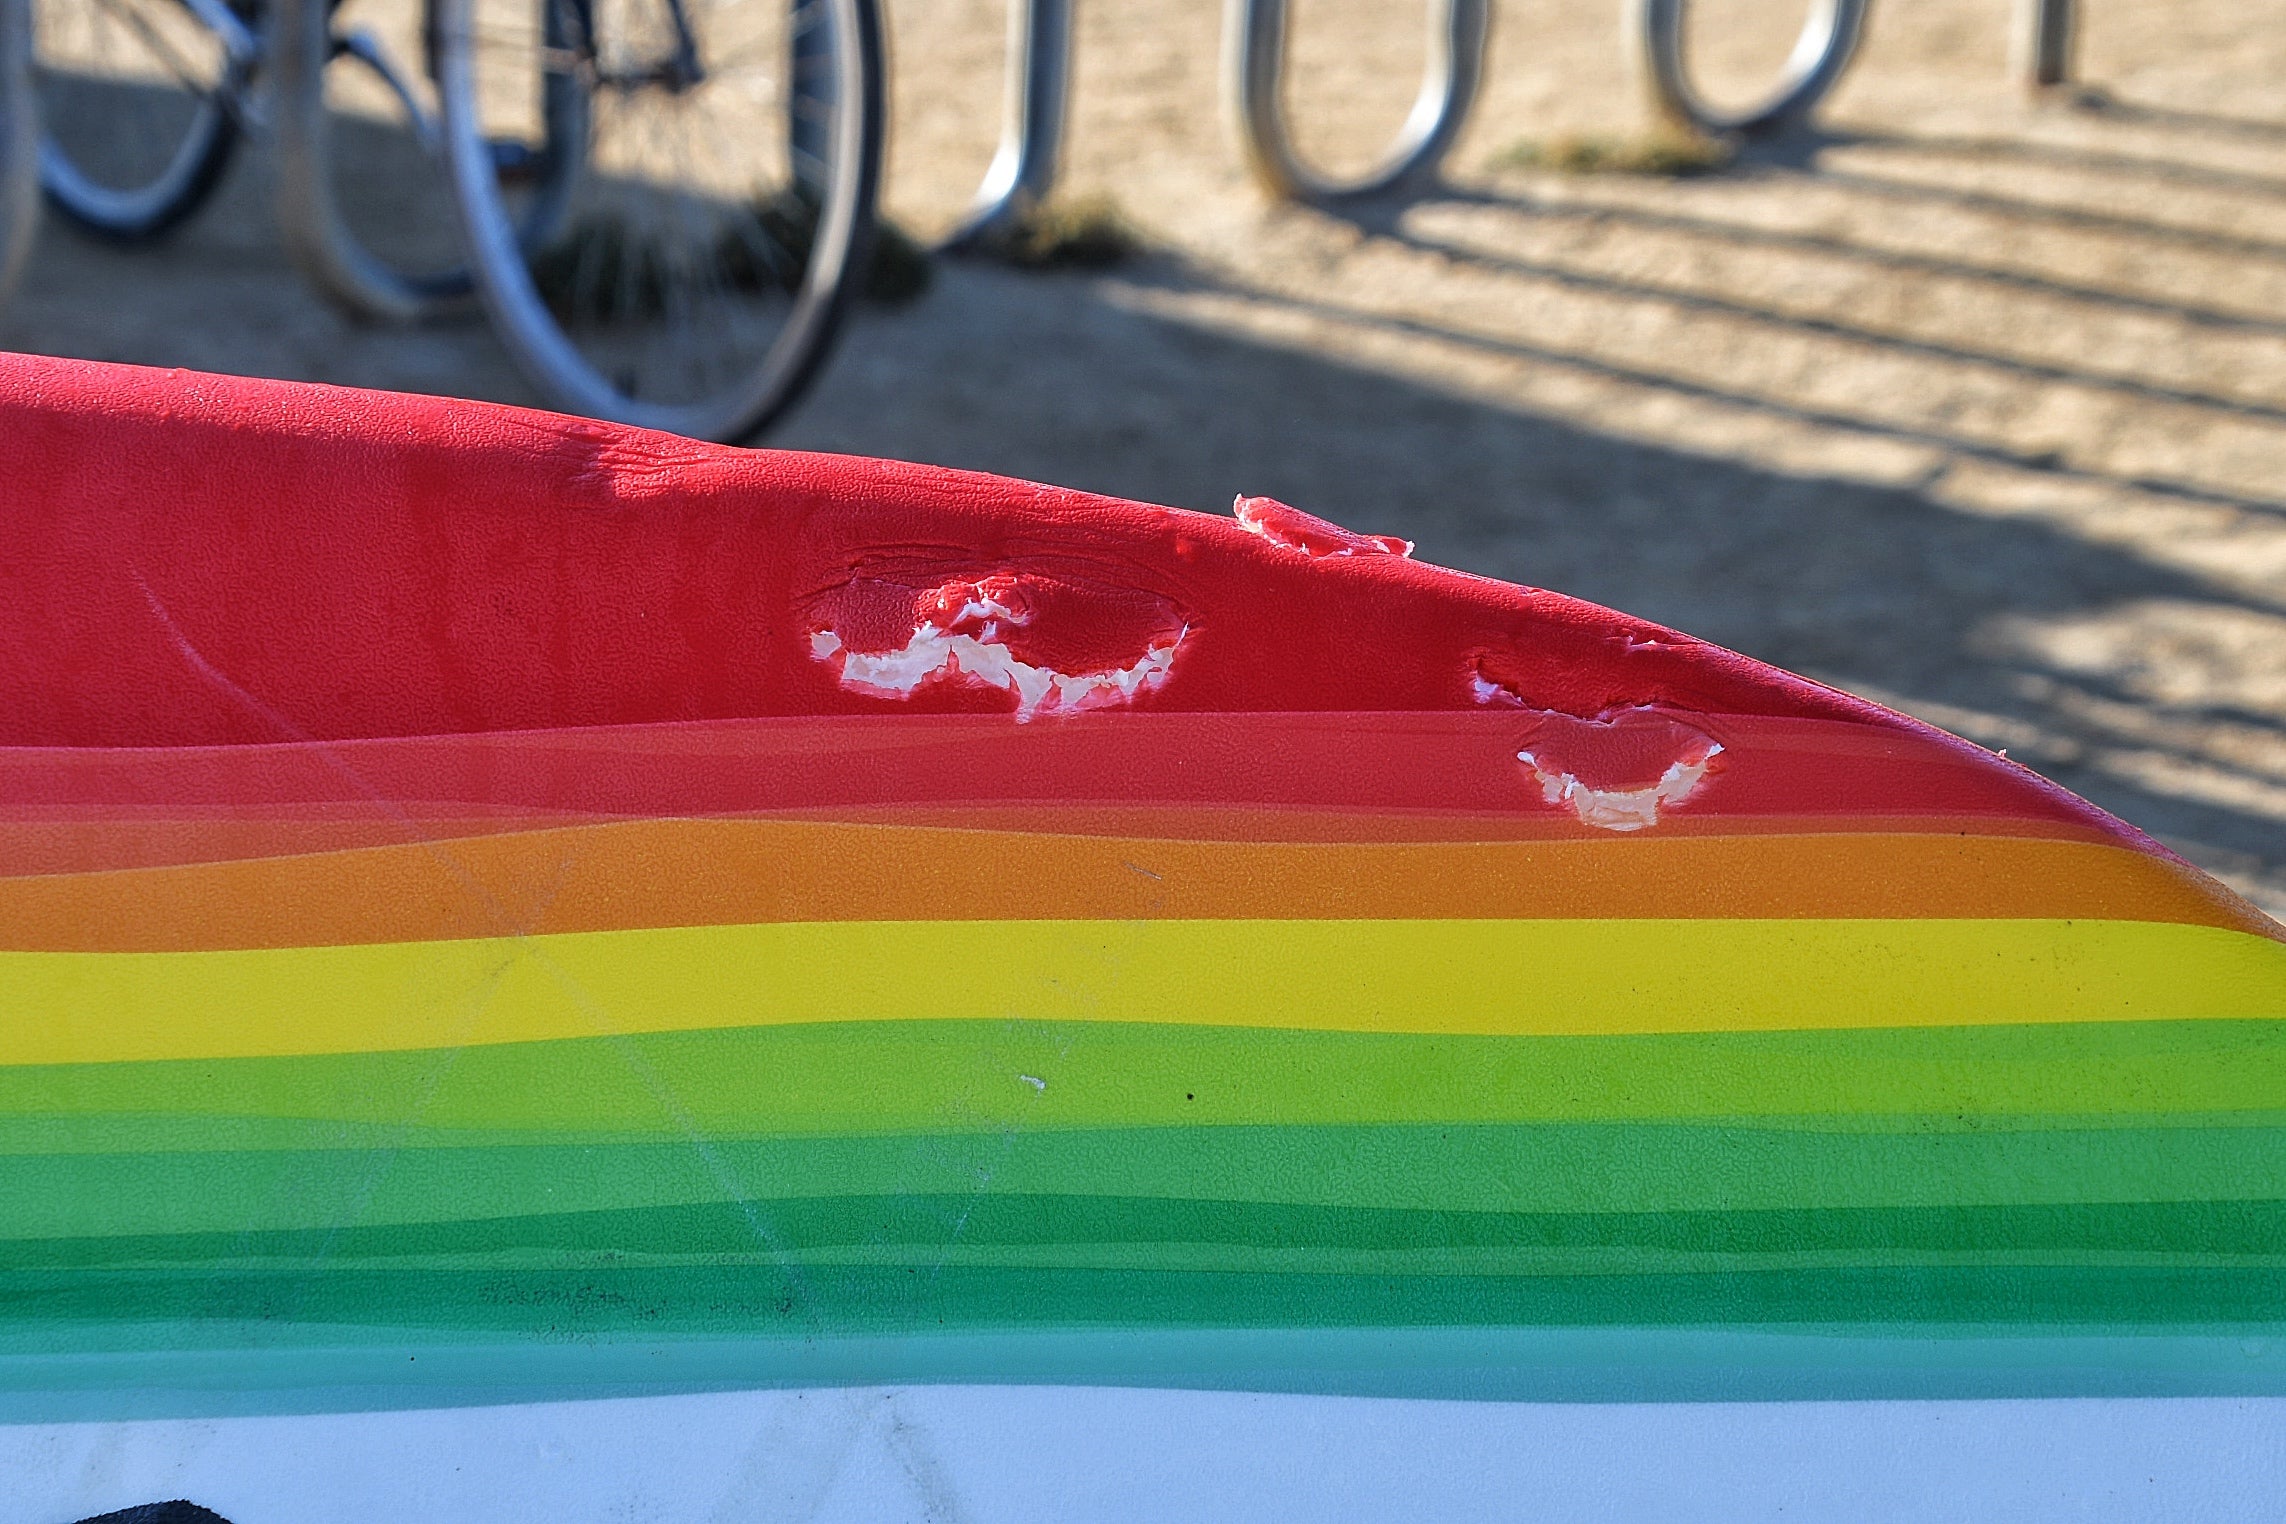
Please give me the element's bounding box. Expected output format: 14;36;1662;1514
1632;0;1868;137
940;0;1072;247
1224;0;1490;203
0;0;32;309
798;0;1070;248
2012;0;2076;88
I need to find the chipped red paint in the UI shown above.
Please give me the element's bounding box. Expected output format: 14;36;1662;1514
1232;495;1415;559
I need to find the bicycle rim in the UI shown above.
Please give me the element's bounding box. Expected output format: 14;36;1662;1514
274;0;476;319
32;0;242;238
438;0;884;443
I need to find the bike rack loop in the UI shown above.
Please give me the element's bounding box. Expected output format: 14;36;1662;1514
1224;0;1491;203
2012;0;2076;89
940;0;1072;248
795;0;1071;249
1632;0;1868;138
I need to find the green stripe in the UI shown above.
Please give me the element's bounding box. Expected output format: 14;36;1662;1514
5;1123;2285;1240
6;1021;2278;1353
1;1261;2280;1340
11;1196;2286;1269
1;1019;2281;1148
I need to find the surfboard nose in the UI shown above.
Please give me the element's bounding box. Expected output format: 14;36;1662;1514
0;353;2278;1452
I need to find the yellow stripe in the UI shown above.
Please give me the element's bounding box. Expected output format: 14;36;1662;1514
3;919;2282;1065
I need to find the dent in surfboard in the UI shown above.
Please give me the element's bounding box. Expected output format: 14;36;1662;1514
1472;663;1725;831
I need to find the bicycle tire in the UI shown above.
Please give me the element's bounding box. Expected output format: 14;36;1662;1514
1632;0;1867;138
0;0;36;303
273;0;471;320
435;0;885;443
32;0;249;241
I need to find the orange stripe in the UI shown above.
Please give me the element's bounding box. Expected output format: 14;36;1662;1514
0;818;2265;951
0;812;586;877
0;804;2128;878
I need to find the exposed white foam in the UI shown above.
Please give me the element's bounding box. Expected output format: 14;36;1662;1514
1470;673;1523;707
810;602;1184;723
1515;743;1724;832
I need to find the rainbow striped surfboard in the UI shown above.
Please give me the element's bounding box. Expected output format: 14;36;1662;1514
1;355;2282;1513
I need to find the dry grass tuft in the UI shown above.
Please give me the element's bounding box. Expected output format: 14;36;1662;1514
977;194;1143;270
528;196;931;320
862;218;934;303
1497;130;1735;177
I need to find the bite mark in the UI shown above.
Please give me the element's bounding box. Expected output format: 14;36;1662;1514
1516;741;1723;831
1507;704;1726;832
809;576;1185;721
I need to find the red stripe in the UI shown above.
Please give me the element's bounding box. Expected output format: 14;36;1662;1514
0;712;2132;848
0;355;1930;747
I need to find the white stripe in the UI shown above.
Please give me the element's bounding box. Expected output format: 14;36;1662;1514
5;1386;2283;1523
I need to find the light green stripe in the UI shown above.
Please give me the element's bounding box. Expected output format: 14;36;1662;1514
0;1020;2280;1150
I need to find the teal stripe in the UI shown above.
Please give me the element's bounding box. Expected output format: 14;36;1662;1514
6;1325;2286;1419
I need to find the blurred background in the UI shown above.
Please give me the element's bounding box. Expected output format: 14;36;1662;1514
4;0;2284;911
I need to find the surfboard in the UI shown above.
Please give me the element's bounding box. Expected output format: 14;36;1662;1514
2;353;2281;1521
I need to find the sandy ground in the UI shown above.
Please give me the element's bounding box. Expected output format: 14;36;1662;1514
5;0;2286;909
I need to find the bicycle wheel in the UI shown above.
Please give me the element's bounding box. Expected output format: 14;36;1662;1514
0;0;35;303
436;0;884;442
1632;0;1867;137
274;0;471;319
32;0;252;239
